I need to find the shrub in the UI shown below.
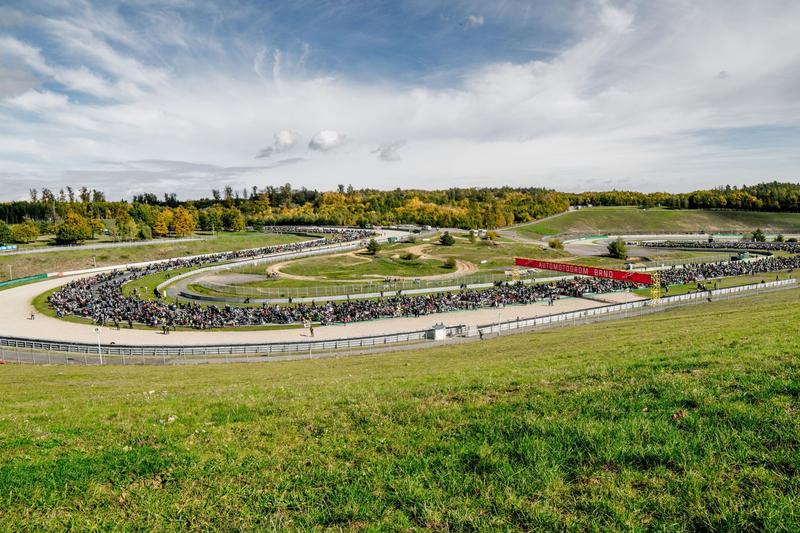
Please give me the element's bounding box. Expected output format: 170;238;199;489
548;238;564;250
444;257;457;269
440;232;455;246
366;238;380;255
401;252;418;261
607;238;628;259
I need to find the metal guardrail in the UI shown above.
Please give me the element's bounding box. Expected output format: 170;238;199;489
0;325;468;359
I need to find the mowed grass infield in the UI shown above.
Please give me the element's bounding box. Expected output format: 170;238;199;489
2;289;800;529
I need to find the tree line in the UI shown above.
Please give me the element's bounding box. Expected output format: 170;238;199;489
1;181;799;246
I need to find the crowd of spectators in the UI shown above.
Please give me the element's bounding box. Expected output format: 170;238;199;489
49;275;631;329
47;232;800;329
641;240;800;254
656;254;800;286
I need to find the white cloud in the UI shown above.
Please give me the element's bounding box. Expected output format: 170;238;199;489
4;90;70;112
309;129;347;152
256;129;299;158
1;1;800;199
465;14;485;29
373;140;407;162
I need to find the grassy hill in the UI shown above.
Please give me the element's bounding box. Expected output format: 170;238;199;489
2;290;799;529
515;206;800;239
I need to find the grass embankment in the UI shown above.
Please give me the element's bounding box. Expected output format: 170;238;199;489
0;231;308;283
516;207;800;239
3;290;800;529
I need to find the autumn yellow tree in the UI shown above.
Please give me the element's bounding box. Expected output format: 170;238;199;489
153;209;173;237
171;207;196;237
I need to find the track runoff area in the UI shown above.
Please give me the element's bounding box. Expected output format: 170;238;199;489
2;229;800;358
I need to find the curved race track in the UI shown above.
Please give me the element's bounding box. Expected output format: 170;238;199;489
0;269;641;347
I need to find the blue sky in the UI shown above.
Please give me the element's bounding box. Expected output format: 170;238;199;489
1;0;799;200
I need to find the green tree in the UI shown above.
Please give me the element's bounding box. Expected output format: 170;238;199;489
607;238;628;259
55;213;92;244
139;224;153;240
752;228;766;242
117;218;139;241
439;231;455;246
775;234;785;243
0;221;12;245
89;218;105;239
11;220;40;243
366;238;380;255
222;208;245;231
548;238;564;250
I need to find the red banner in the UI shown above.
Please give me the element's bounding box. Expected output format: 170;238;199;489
514;258;653;285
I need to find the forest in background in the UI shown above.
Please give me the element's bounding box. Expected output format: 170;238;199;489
1;181;799;244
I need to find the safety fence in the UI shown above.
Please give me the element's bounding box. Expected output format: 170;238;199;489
1;279;794;365
0;326;468;365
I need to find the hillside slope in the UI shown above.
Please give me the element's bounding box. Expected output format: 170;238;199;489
515;206;800;238
1;290;799;529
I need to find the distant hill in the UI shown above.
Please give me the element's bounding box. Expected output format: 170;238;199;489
515;207;800;238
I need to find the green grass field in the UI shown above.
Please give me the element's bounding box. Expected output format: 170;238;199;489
516;207;800;239
0;231;308;283
2;289;799;529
